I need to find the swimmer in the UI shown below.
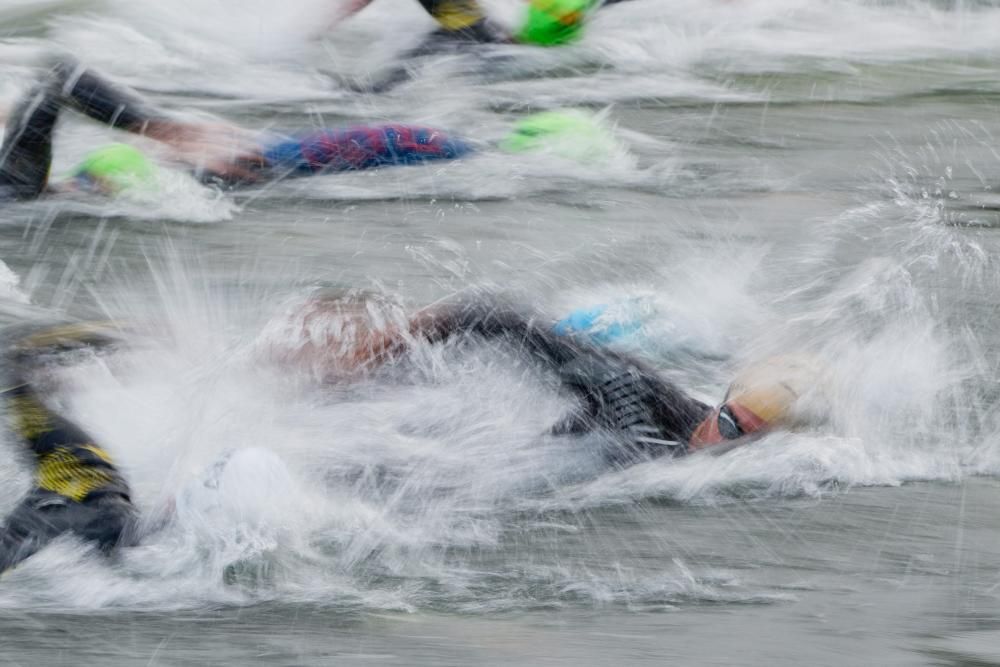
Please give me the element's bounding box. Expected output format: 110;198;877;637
0;56;618;202
335;0;511;48
333;0;634;90
272;291;827;464
0;323;297;576
0;324;137;574
0;55;469;202
0;296;820;573
336;0;634;47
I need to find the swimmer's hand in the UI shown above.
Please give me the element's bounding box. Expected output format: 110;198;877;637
315;324;407;379
260;291;413;381
325;0;375;29
284;300;483;379
145;120;266;184
303;301;466;377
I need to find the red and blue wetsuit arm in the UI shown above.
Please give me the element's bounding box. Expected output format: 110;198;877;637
260;124;472;175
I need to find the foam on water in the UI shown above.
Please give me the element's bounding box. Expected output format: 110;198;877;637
0;181;992;612
7;0;1000;109
7;0;1000;224
3;0;1000;622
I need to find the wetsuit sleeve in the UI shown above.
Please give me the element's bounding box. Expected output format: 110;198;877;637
0;56;169;201
0;381;135;575
0;72;62;200
5;377;131;502
410;300;711;462
8;382;95;457
409;300;580;364
0;324;138;574
52;57;167;132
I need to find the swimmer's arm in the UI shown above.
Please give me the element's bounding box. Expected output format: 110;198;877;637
54;57;236;146
54;59;171;134
0;57;172;201
313;303;454;372
143;120;266;184
337;0;375;19
5;381;95;458
406;300;581;366
406;301;707;444
311;0;374;38
4;322;124;457
328;299;579;374
47;57;265;184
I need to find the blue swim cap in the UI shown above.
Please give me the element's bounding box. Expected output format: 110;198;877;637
554;302;645;344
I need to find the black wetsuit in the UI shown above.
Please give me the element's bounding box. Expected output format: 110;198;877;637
0;379;136;574
0;56;166;202
421;301;711;465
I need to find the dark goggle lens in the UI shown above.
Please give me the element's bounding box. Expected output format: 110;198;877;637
717;404;744;440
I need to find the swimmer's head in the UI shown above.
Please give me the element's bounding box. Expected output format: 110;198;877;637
72;143;158;195
518;0;595;46
499;109;618;163
689;355;830;449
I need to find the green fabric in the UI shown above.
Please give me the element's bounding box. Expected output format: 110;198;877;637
499;110;616;162
72;143;157;194
517;0;597;46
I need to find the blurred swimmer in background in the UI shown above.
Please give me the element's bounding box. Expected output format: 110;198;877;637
333;0;635;48
0;55;468;202
0;56;620;202
330;0;636;90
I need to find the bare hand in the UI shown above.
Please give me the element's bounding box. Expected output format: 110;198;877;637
260;291;410;381
144;120;265;183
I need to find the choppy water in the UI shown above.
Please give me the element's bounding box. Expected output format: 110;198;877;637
3;0;1000;664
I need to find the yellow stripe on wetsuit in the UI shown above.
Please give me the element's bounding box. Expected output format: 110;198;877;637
14;321;119;352
9;394;50;440
419;0;485;30
36;446;114;502
8;393;118;502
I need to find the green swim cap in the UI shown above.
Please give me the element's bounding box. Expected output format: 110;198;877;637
517;0;597;46
499;110;618;162
72;143;158;195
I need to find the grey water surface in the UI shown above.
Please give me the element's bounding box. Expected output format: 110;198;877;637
2;1;1000;665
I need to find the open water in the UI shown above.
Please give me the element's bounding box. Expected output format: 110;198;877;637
3;0;1000;664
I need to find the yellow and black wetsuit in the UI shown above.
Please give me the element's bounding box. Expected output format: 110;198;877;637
414;0;630;42
407;0;509;56
353;0;508;91
417;0;487;31
0;380;136;573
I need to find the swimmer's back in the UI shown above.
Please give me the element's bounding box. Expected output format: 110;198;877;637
260;125;471;175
